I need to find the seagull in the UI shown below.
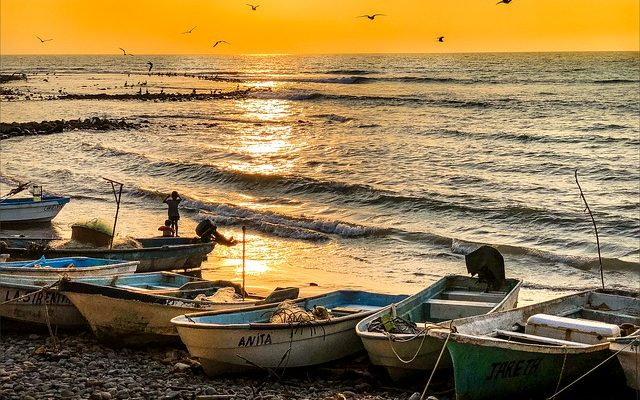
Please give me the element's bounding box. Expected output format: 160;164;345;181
182;26;197;34
36;35;53;43
119;48;134;56
437;36;445;42
496;0;512;4
246;4;259;11
147;61;153;73
212;40;230;48
358;14;385;20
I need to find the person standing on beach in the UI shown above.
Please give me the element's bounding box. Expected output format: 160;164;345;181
163;191;182;236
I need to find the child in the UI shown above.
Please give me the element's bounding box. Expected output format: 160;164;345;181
163;191;182;236
158;219;175;237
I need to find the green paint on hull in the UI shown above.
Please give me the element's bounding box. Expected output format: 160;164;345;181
447;340;626;400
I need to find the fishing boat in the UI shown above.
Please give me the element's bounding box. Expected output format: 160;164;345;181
0;257;138;328
58;272;300;346
171;290;408;376
427;289;639;400
0;196;70;223
0;274;88;328
2;237;214;273
0;256;138;277
355;275;522;381
609;328;639;392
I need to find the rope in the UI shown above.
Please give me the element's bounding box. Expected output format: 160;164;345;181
420;327;453;400
550;346;569;399
0;279;61;306
546;336;640;400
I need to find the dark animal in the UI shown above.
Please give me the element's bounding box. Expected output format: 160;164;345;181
465;245;506;291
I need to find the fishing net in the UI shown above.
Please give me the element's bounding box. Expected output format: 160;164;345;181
269;300;332;323
194;287;243;303
367;314;421;334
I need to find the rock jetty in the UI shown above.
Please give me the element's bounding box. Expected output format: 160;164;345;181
0;118;142;140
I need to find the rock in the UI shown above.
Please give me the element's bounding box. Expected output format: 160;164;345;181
173;362;191;372
408;393;421;400
100;392;113;400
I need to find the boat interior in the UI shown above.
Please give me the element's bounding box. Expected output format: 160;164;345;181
488;292;640;348
403;287;509;324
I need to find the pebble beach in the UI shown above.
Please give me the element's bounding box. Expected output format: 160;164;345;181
0;331;442;400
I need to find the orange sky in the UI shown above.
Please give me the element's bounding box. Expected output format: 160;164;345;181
1;0;638;55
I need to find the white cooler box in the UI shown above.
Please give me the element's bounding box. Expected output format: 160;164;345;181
525;314;621;345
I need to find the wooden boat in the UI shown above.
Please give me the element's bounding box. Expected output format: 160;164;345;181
0;256;138;277
0;196;70;223
2;237;214;273
0;257;138;328
427;289;639;400
355;275;522;381
171;290;409;376
58;272;300;346
609;328;639;391
0;274;87;328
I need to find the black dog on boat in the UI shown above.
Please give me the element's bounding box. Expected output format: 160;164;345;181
465;245;506;291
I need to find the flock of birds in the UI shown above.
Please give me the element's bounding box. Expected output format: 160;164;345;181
35;1;517;53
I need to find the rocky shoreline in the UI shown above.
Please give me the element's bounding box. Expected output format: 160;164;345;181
0;331;445;400
0;118;144;140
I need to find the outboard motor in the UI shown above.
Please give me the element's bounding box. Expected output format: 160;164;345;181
195;219;216;243
195;219;237;246
465;245;506;291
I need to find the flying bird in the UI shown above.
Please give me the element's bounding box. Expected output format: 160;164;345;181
36;35;53;43
358;14;385;20
119;48;134;56
246;4;259;11
437;36;445;42
147;61;153;73
182;26;197;34
212;40;230;48
496;0;512;4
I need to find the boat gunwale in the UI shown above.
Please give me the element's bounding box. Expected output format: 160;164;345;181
355;275;522;340
171;290;408;330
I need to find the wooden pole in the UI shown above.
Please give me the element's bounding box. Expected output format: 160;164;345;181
242;226;246;301
103;177;124;249
574;170;604;289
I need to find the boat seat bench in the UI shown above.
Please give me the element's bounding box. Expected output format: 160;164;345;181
494;330;590;347
423;298;497;320
440;290;505;303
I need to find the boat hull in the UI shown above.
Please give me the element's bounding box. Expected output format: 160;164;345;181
177;314;371;376
610;334;640;391
356;275;522;380
0;197;70;223
447;337;624;400
172;290;409;376
0;259;138;277
63;291;268;346
4;238;214;273
0;281;86;329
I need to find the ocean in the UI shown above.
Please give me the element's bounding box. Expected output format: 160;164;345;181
0;52;638;303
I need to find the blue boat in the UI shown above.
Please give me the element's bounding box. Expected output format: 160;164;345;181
0;256;139;277
0;196;70;223
171;290;408;376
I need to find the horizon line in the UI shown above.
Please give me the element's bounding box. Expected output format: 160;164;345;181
1;49;638;57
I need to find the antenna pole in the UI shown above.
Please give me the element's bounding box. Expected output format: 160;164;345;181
575;170;604;289
242;226;246;301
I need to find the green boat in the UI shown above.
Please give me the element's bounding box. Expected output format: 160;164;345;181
429;289;639;400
